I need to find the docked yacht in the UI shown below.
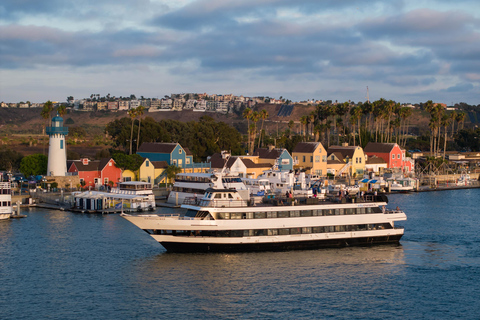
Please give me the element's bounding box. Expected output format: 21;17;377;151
122;186;407;253
0;182;12;220
167;172;248;205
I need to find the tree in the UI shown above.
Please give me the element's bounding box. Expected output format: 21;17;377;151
165;165;182;185
19;154;48;176
41;100;54;154
0;148;23;172
57;104;67;117
242;107;252;153
136;105;145;152
257;109;268;149
111;153;144;172
127;108;137;155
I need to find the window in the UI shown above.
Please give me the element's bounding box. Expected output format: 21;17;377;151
322;156;327;162
397;154;401;159
392;154;395;159
104;178;108;184
60;140;64;149
310;156;313;162
146;160;150;167
179;149;183;154
303;156;306;162
315;155;320;162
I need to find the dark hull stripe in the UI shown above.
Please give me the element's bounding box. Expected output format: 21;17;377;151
160;235;403;253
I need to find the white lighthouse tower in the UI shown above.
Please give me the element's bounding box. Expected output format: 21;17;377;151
46;114;69;176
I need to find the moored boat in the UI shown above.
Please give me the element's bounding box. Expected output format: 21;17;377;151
0;182;13;220
122;186;407;253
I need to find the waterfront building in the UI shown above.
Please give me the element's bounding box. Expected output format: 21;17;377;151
67;158;122;189
46;114;69;177
364;142;404;170
292;142;328;176
208;152;272;179
136;142;210;173
327;144;366;178
252;147;294;171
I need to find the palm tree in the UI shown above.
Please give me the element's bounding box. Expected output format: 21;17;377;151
300;115;308;141
456;112;466;130
242;107;252;153
250;111;260;154
127;108;137;155
136;105;145;152
449;111;457;138
441;114;452;159
41;100;54;155
57;104;67;117
257;109;268;149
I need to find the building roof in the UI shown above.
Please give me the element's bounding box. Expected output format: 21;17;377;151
183;147;193;156
293;142;320;153
327;145;358;159
242;158;272;169
364;142;397;153
151;161;168;168
254;148;284;159
137;142;178;153
328;152;345;162
366;155;387;164
208;153;231;169
69;158;114;172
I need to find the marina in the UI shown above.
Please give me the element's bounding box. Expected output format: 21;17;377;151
1;188;479;319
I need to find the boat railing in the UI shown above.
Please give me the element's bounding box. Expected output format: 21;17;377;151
183;197;250;207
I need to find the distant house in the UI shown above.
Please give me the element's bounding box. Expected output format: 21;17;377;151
138;158;169;184
292;142;327;176
67;158;122;189
364;142;404;170
253;147;293;171
136;142;209;173
327;145;366;177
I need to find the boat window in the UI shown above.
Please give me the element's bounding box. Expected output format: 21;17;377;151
290;228;301;234
277;211;289;218
344;208;354;215
357;207;365;214
267;211;277;218
228;193;233;199
245;212;254;219
214;193;221;199
278;229;290;235
254;212;266;219
300;210;312;217
268;229;278;236
302;227;312;234
185;209;199;217
372;207;382;213
290;211;300;217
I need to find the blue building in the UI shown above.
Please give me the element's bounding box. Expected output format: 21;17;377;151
253;147;294;171
136;142;210;172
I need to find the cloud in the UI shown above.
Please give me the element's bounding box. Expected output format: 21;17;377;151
1;0;479;104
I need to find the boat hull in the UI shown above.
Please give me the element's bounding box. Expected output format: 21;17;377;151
160;234;403;253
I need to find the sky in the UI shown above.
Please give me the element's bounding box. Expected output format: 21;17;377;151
1;0;479;105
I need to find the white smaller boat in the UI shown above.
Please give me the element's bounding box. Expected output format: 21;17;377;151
0;182;12;220
455;173;472;186
388;177;417;192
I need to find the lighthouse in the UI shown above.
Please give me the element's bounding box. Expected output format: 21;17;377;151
46;114;69;176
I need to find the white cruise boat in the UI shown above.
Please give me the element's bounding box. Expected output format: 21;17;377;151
0;182;13;220
122;187;407;253
167;172;248;205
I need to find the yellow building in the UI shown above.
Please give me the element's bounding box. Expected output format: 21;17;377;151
326;145;366;177
122;158;168;185
292;142;328;176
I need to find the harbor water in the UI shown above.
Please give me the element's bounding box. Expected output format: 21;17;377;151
1;189;479;319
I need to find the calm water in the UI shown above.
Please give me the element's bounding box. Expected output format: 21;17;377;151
1;189;479;319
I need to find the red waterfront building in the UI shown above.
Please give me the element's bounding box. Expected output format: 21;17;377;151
363;142;404;170
67;158;122;189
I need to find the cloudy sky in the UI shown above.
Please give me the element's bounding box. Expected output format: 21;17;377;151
1;0;479;104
